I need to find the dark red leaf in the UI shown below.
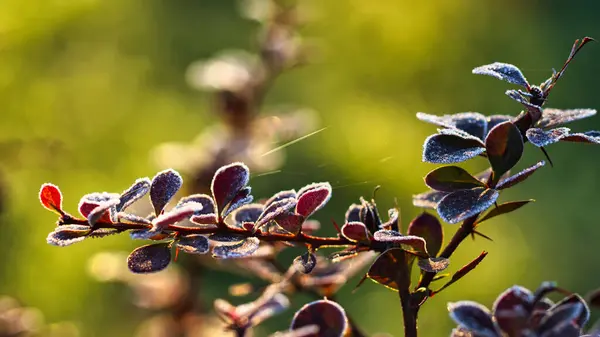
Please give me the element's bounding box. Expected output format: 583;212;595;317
211;162;250;215
476;200;534;225
340;222;370;242
433;251;488;295
407;212;444;257
448;301;499;336
39;183;63;214
222;186;253;218
176;235;209;255
153;203;203;229
150;169;183;215
424;166;485;192
437;188;499;224
422;133;486;164
366;248;408;291
290;300;348;337
496;161;545;190
344;204;362;222
493;286;535;336
253;197;296;232
373;230;428;255
117;177;151;212
275;212;305;234
485;121;524;179
294;252;317;274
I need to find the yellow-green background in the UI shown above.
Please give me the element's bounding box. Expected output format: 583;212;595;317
1;0;600;336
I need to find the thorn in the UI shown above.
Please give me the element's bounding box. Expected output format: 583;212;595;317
331;218;341;234
540;147;554;167
352;274;368;294
174;247;180;262
473;230;494;242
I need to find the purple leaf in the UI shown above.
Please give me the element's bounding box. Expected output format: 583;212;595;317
424;166;485;192
290;300;348;337
264;189;297;208
472;62;530;88
231;203;264;226
117;212;152;225
373;230;428;255
212;237;260;258
412;189;449;209
46;225;91;246
150;169;183;215
492;286;534;336
537;108;597;129
190;213;218;225
117;178;151;212
447;301;499;337
417;112;488;140
422;133;486;164
476;200;534;224
407;212;444;257
341;222;370;242
211;162;250;216
175;194;215;214
296;183;332;217
253;197;296;232
274;213;305;234
437;188;499;224
127;243;172;273
418;257;450;272
152;203;203;229
208;233;246;243
129;228;161;240
485;122;523;179
293;252;317;274
505;90;543;122
526;128;570;147
496;161;545;190
176;235;209;254
561;130;600;144
222;187;253;218
344;204;362;222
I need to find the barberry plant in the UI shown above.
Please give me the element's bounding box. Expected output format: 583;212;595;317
39;37;599;337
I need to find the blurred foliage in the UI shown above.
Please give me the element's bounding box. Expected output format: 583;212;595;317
1;0;600;336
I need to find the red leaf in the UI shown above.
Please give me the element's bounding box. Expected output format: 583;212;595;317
39;183;63;214
341;222;370;242
295;183;332;217
211;162;250;215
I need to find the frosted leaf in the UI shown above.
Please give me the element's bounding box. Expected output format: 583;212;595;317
232;204;264;226
117;212;152;225
175;194;215;215
222;187;253;218
485;121;524;179
296;183;332;217
487;115;514;133
208;233;246;243
211;162;250;216
264;189;297;208
526;128;570;147
344;203;362;222
412;189;449;209
418;257;450;272
448;301;499;337
561;130;600;144
497;161;545;190
152;203;203;229
505;90;543;121
422;134;486;164
150;169;183;215
47;225;90;246
290;300;348;337
492;286;535;336
417;112;488;140
437;188;499;224
87;199;120;225
117;178;151;212
212;237;260;259
78;192;120;220
39;183;63;214
293;252;317;274
129;228;161;240
424;165;485;192
341;222;370;242
373;230;428;255
254;197;296;232
127;243;171;273
473;62;529;88
176;235;209;254
537;108;597;128
407;212;444;257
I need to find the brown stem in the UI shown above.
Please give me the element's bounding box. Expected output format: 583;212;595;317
397;252;418;337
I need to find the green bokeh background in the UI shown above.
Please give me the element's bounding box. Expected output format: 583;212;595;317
1;0;600;336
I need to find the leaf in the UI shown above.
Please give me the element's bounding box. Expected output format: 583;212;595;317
150;169;183;215
537;108;597;129
211;162;250;215
496;161;545;190
561;130;600;144
296;183;332;217
208;233;246;243
472;62;530;88
274;213;305;234
487;115;514;133
505;90;543;123
152;203;203;229
248;293;290;327
416;112;488;140
253;197;296;232
492;286;535;336
412;189;449;209
117;212;152;225
485;122;524;179
213;237;260;259
176;235;209;254
127;243;172;273
78;192;120;223
545;294;590;329
447;301;499;337
341;222;370;242
437;188;499;224
176;194;216;214
373;230;428;255
525;128;570;147
418;257;450;273
87;199;120;225
116;178;151;212
422;133;486;164
366;248;407;291
433;251;488;295
407;212;444;257
290;300;348;337
476;200;534;225
231;203;264;226
293;252;317;274
424;166;485;192
46;225;91;246
222;186;253;218
538;301;587;335
344;204;362;222
129;228;162;240
264;189;297;208
190;213;218;225
39;183;63;214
